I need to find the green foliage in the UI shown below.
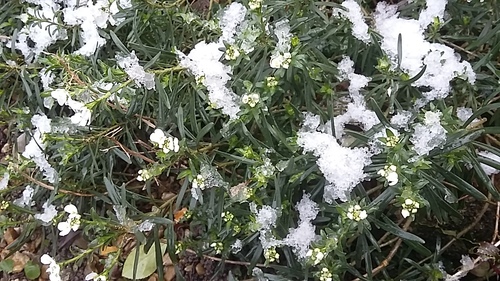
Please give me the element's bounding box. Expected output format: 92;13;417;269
0;0;500;280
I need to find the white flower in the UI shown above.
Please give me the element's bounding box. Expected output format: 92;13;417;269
163;136;180;153
241;93;260;107
57;204;81;236
41;254;61;281
346;204;367;221
270;52;292;69
319;267;333;281
85;272;107;281
192;174;206;190
248;0;263;10
306;248;325;265
224;45;240;60
377;165;398;186
150;129;166;146
137;169;152;181
401;198;420;218
51;89;70;106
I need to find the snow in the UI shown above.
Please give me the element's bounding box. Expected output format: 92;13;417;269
374;2;475;102
409;111;447;156
478;151;500;175
336;0;371;43
298;114;372;202
116;51;155;90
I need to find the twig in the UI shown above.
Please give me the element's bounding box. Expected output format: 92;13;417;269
107;137;156;164
351;218;412;281
397;197;492;278
493;200;500;243
20;172;94;197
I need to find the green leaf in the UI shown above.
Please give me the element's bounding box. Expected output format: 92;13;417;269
122;243;168;280
372;216;425;243
431;162;487;201
24;261;41;280
0;259;13;273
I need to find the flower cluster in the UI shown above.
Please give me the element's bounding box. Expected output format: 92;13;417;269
41;254;61;281
149;129;180;154
346;204;367;221
319;267;333;281
45;89;92;126
241;93;260;107
210;242;224;254
306;247;326;265
401;198;420;218
264;246;280;262
377;164;399;186
57;204;81;236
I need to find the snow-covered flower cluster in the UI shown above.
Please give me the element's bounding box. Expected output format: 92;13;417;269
374;2;475;103
270;20;293;69
116;51;155;90
297;113;372;202
57;204;81;236
401;198;420;218
149;129;180;154
13;185;35;207
377;164;399;186
44;89;92;126
177;3;248;119
190;165;227;201
22;114;58;183
10;0;132;61
410;111;446;156
334;0;371;43
283;194;320;260
346;204;367;221
41;254;61;281
35;201;58;224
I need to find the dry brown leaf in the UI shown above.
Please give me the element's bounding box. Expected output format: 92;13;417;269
147;273;158;281
3;227;19;245
174;208;188;223
100;245;119;257
11;251;29;273
163;253;173;266
164;266;176;281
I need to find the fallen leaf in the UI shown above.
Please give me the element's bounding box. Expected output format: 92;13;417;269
100;245;119;257
3;228;19;245
174;208;188;223
11;251;29;273
164;266;175;281
122;243;168;279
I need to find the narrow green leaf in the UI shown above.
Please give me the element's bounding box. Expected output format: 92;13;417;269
373;216;425;243
431;162;487;201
